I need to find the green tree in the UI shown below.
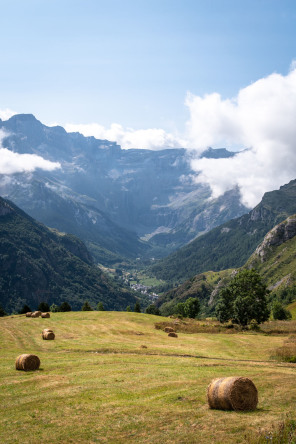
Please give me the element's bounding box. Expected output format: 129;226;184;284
38;302;50;312
82;301;93;311
272;301;292;320
134;301;141;313
126;305;131;312
145;304;160;315
174;302;186;317
97;302;105;311
59;301;72;312
19;304;32;314
184;297;200;319
216;269;270;326
0;304;7;317
50;303;59;313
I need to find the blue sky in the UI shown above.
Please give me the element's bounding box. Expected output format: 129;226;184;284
1;0;296;132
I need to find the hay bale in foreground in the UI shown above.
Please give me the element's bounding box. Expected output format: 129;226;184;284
164;327;175;333
207;377;258;411
41;312;50;318
25;312;32;317
168;332;178;337
42;331;55;340
15;354;40;371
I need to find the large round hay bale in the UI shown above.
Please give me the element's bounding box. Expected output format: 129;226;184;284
25;312;32;317
168;332;178;337
41;312;50;318
15;354;40;371
42;331;55;340
31;311;42;318
207;377;258;411
164;327;175;333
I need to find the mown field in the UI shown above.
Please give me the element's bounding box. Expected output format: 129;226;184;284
0;312;296;443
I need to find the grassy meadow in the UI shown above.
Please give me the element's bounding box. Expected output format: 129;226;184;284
0;312;296;443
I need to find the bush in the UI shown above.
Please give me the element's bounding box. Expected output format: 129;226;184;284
0;304;7;317
272;301;292;320
97;302;105;311
38;302;50;312
59;301;72;312
50;303;59;313
19;304;32;314
145;304;160;315
82;301;93;311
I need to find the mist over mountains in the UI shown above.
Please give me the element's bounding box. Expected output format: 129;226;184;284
0;114;247;265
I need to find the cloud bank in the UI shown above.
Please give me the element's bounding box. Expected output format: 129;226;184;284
187;66;296;207
64;122;186;150
0;131;61;174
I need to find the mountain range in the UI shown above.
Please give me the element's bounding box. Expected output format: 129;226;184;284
150;179;296;284
0;114;246;265
0;196;137;313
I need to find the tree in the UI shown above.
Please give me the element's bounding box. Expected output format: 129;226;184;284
216;269;270;326
19;304;32;314
126;305;131;312
134;301;141;313
97;302;105;311
0;304;7;317
82;301;93;311
50;303;59;313
174;302;186;317
38;302;50;312
184;297;200;319
145;304;160;315
272;301;292;320
59;301;72;312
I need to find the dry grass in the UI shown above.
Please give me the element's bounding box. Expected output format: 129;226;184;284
0;312;295;444
260;320;296;335
272;335;296;363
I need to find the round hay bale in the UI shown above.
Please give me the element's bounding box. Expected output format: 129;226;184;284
25;312;32;317
168;332;178;337
42;331;55;340
207;377;258;411
31;311;42;318
41;312;50;318
164;327;175;333
15;354;40;371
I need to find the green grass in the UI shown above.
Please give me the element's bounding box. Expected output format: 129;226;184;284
1;312;296;443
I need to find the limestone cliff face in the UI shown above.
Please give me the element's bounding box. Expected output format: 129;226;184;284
254;215;296;262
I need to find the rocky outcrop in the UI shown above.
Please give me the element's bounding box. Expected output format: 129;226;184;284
254;215;296;262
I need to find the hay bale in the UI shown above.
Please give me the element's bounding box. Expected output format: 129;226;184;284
25;312;32;317
15;354;40;371
42;328;53;333
41;312;50;318
207;377;258;411
164;327;175;333
42;331;55;340
31;311;42;318
168;332;178;337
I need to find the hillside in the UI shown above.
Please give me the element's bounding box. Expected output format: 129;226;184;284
151;179;296;283
0;311;295;443
0;114;247;263
158;214;296;316
0;197;137;313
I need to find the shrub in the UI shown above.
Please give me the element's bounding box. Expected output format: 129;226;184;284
0;304;7;317
38;302;50;312
50;303;59;312
134;302;141;313
59;301;72;312
145;304;160;315
19;304;32;314
81;301;93;311
272;301;292;320
97;302;105;311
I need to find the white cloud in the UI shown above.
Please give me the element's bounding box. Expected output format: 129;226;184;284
0;108;17;120
0;131;61;174
64;122;186;150
187;67;296;208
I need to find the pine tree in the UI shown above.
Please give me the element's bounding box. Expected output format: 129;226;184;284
19;304;32;314
97;302;105;311
38;302;50;312
134;302;141;313
59;301;72;312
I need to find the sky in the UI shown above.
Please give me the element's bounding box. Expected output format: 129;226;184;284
1;0;296;207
